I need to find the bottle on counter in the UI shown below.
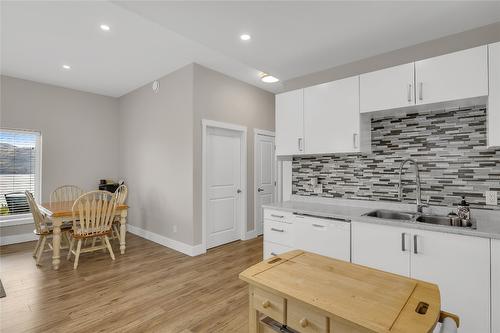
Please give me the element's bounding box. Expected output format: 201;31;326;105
457;196;471;227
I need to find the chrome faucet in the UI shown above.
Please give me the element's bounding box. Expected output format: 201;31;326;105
398;158;426;213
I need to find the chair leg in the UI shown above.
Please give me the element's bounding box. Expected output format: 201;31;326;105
33;237;42;258
104;236;115;261
35;236;46;266
113;224;120;240
73;239;82;269
67;236;75;260
101;237;107;253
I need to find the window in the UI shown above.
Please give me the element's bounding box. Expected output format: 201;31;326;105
0;129;41;220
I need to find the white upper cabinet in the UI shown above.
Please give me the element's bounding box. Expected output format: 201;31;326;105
489;42;500;147
360;63;415;113
275;89;304;155
303;76;360;154
415;45;488;105
492;239;500;333
410;230;490;333
351;221;410;277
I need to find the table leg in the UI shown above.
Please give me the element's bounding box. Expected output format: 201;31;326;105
249;285;260;333
52;217;62;270
120;210;128;254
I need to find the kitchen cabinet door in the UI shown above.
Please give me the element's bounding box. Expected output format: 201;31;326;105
360;63;415;113
492;239;500;333
410;229;490;333
415;45;488;105
303;76;360;154
275;89;304;156
351;221;411;277
294;215;350;261
489;42;500;147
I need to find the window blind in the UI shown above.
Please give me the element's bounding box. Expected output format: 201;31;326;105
0;129;41;217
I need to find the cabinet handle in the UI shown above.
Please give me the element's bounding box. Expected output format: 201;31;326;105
407;83;412;102
270;252;277;256
298;138;304;151
312;223;325;228
414;235;419;254
262;300;271;309
401;233;407;252
270;227;284;233
353;133;358;149
270;214;284;218
418;82;423;101
299;318;309;328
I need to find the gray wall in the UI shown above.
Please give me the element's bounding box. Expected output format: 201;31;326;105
118;64;195;245
192;64;275;244
283;22;500;92
1;75;120;238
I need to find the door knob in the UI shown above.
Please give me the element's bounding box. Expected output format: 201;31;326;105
257;188;264;192
237;189;242;194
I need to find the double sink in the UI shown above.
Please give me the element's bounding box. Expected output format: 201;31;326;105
364;209;471;228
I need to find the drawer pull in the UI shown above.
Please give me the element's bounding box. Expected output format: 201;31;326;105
262;300;271;309
270;252;277;256
270;214;284;218
270;228;284;233
299;318;309;328
312;223;325;228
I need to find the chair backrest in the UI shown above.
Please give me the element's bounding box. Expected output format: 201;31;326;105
71;191;117;237
25;191;49;234
115;184;128;205
50;185;84;203
4;192;30;214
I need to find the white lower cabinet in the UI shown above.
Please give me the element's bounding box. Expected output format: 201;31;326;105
294;215;350;261
411;229;490;333
492;239;500;333
352;221;490;333
351;222;410;277
263;241;293;260
263;209;351;261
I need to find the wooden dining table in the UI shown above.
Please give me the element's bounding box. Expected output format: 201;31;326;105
39;201;129;270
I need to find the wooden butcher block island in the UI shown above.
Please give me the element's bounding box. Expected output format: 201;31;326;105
239;250;458;333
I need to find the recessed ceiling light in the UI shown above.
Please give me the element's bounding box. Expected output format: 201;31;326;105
260;73;279;83
100;24;111;31
62;64;71;70
240;34;251;41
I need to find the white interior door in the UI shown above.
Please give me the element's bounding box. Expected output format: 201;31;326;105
206;127;242;249
255;133;275;235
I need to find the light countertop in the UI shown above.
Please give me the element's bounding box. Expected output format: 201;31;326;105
263;197;500;240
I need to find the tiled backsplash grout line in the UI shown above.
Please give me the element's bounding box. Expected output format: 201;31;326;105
292;105;500;210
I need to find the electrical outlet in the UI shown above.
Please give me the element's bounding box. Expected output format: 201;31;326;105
485;191;498;205
173;225;178;233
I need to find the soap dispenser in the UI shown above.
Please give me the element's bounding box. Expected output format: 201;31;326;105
457;196;471;227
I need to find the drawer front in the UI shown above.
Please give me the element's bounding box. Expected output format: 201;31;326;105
264;220;295;246
294;215;351;261
287;299;329;333
263;241;294;260
253;288;285;323
264;209;293;223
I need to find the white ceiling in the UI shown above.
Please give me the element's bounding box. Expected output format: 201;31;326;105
2;1;500;97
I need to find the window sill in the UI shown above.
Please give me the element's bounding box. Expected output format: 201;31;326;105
0;215;34;227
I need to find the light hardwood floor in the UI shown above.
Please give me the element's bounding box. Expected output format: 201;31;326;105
0;233;263;333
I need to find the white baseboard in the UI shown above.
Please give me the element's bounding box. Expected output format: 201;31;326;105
0;232;37;246
242;229;259;241
127;224;206;257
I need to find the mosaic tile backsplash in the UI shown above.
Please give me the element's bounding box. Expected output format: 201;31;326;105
292;105;500;209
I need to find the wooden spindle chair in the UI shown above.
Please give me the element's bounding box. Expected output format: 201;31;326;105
67;191;117;269
50;185;84;204
111;184;128;241
25;191;71;266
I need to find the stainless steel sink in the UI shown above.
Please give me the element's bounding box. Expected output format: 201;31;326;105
416;214;459;227
364;209;415;221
